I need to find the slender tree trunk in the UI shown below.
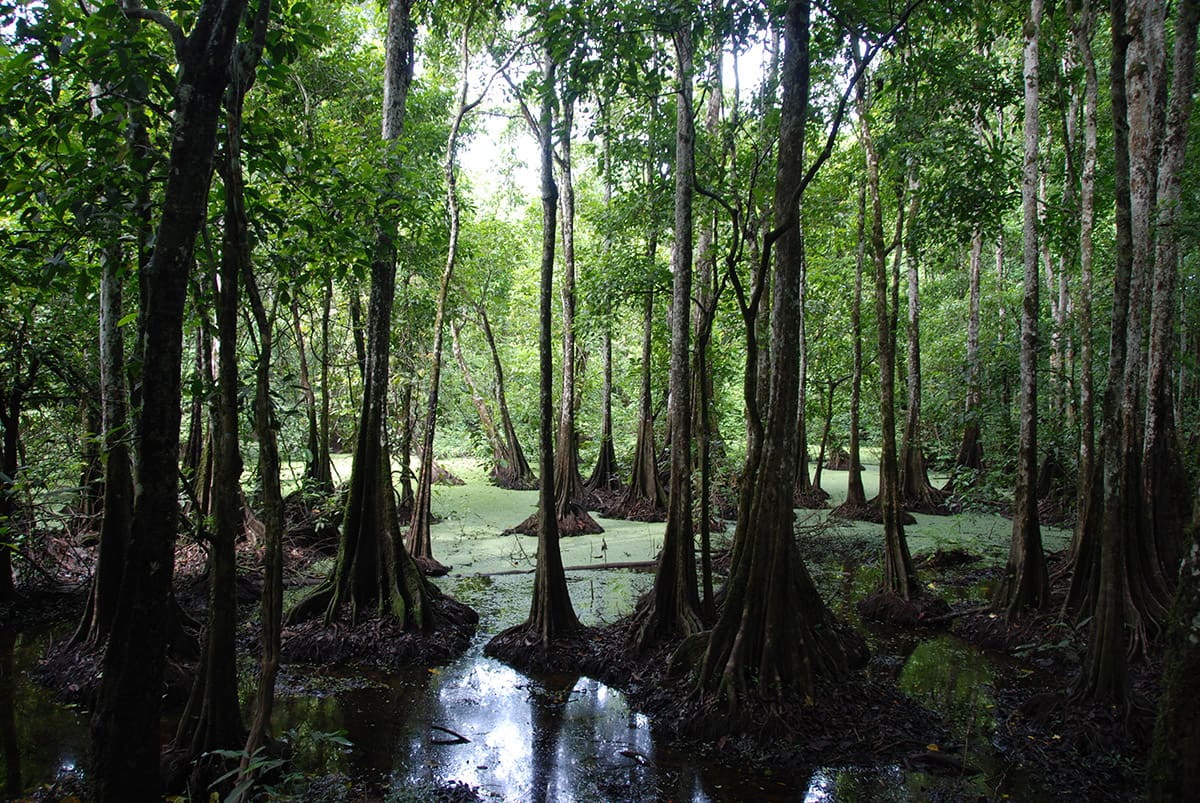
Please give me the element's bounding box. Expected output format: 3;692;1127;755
292;298;323;489
177;6;272;760
478;304;536;489
632;20;702;649
238;260;284;790
619;288;667;515
408;20;479;574
691;0;856;710
586;121;620;496
91;3;247;799
842;179;869;509
1064;0;1101;609
73;238;133;647
451;320;504;465
317;276;333;491
897;168;941;511
995;0;1050;616
487;50;580;659
1142;0;1198;583
550;102;598;534
861;68;917;597
285;0;440;630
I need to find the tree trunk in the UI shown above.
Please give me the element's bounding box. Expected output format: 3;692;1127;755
285;0;440;630
631;21;702;649
317;276;333;492
73;238;133;648
451;320;504;467
177;7;273;758
238;248;285;784
995;0;1050;616
585;327;620;494
1064;0;1100;614
949;225;985;484
1142;0;1198;583
616;289;667;517
897;168;942;512
487;51;580;660
478;304;536;489
408;21;479;575
690;0;857;712
1078;0;1172;703
1147;496;1200;799
91;2;247;799
586;122;621;497
861;68;918;597
841;179;869;510
292;297;323;490
550;101;599;535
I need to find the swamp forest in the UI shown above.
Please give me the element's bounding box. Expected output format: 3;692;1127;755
1;0;1199;800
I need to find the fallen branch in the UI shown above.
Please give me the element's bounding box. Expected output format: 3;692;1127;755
476;559;658;577
430;724;470;745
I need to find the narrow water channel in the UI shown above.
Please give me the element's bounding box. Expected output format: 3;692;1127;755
2;566;1052;800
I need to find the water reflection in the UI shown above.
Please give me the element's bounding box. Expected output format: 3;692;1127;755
2;630;22;795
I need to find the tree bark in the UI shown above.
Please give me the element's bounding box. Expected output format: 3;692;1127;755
477;304;536;489
897;168;942;512
861;62;918;597
487;50;580;658
994;0;1050;616
238;249;284;785
91;2;247;799
842;179;869;509
285;0;439;629
550;100;599;535
292;297;323;490
1142;0;1198;583
690;0;856;711
73;236;133;647
408;18;480;575
632;20;703;649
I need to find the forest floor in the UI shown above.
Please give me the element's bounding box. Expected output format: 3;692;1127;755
2;456;1158;801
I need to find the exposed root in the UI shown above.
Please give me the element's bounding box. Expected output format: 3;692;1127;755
503;503;604;536
483;622;599;676
831;497;917;525
280;594;476;669
856;590;952;626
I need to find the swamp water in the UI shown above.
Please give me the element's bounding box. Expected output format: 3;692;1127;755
2;459;1070;800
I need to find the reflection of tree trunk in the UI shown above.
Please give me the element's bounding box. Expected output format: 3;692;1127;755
0;631;19;796
478;305;536;489
528;679;573;803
